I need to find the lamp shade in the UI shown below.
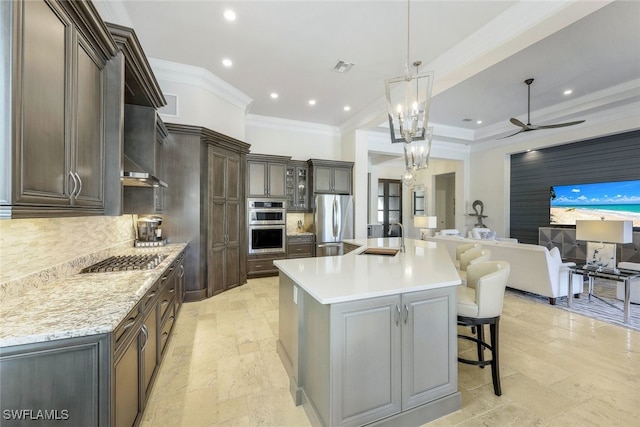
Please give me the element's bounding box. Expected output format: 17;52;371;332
575;220;632;243
414;216;437;229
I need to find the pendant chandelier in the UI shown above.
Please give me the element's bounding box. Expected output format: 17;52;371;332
384;0;435;186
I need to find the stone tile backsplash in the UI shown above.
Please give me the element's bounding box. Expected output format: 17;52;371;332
286;213;313;234
0;215;136;297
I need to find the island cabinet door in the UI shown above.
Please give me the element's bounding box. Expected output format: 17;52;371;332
330;295;402;427
401;287;458;410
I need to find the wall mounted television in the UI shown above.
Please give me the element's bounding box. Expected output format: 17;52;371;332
550;179;640;227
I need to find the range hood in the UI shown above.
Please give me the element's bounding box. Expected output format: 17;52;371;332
121;154;167;188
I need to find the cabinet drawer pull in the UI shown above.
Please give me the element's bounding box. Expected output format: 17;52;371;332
122;317;137;331
147;291;157;299
162;299;169;306
169;287;175;294
162;332;169;338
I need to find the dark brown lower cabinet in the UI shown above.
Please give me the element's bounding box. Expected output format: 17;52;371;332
0;250;185;427
0;334;110;426
114;330;140;427
142;304;158;400
287;234;315;258
248;253;287;278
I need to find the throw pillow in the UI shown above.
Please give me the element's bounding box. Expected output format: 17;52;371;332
479;231;497;240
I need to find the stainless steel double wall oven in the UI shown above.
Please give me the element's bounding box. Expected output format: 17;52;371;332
247;199;286;254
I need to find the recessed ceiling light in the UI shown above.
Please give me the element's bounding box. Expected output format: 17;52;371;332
476;120;482;125
344;106;351;111
270;93;279;99
222;58;232;67
308;99;316;106
564;89;573;95
224;9;236;21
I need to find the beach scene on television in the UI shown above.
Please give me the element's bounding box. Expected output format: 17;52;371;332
550;179;640;227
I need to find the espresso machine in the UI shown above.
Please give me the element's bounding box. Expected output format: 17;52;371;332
135;216;168;247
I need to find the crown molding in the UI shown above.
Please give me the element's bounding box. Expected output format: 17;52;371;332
246;114;340;138
148;58;253;112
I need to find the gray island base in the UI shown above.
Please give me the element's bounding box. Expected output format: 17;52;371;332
275;238;462;427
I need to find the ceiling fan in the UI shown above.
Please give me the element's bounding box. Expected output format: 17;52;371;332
499;78;585;139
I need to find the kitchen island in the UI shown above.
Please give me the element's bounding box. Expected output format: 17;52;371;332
274;238;462;427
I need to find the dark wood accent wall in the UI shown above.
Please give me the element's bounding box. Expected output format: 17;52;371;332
510;130;640;244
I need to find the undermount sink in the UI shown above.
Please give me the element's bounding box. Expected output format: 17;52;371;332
359;247;399;256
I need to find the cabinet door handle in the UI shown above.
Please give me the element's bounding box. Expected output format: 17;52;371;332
403;304;409;325
147;291;157;299
74;172;82;197
395;304;401;326
140;325;149;351
68;171;78;199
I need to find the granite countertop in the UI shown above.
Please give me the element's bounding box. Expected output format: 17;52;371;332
273;238;461;304
0;243;187;348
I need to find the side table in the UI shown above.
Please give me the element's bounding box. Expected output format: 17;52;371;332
568;265;639;324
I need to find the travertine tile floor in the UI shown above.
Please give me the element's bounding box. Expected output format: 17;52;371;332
141;277;640;427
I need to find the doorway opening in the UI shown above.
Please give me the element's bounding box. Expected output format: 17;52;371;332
435;173;455;232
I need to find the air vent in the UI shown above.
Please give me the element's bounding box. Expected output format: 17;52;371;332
332;60;355;73
159;93;178;117
461;118;473;122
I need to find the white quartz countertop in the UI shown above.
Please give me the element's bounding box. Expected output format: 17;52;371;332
0;243;187;348
273;238;461;304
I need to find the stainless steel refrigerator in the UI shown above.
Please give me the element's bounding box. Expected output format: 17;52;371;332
314;194;354;257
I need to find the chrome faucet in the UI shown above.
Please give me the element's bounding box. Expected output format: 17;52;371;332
388;222;405;253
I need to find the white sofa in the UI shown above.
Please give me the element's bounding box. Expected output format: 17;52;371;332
616;262;640;304
425;235;583;304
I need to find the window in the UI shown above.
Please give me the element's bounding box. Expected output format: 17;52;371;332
378;179;402;237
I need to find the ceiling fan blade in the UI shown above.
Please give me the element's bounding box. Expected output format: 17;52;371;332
497;129;526;139
509;117;529;129
536;120;586;129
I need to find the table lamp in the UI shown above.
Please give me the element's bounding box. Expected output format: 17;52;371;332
414;216;437;239
575;219;632;272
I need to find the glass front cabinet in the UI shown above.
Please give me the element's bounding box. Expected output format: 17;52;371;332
285;161;309;212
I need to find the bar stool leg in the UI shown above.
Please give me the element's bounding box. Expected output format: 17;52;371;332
476;324;485;366
490;319;501;396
